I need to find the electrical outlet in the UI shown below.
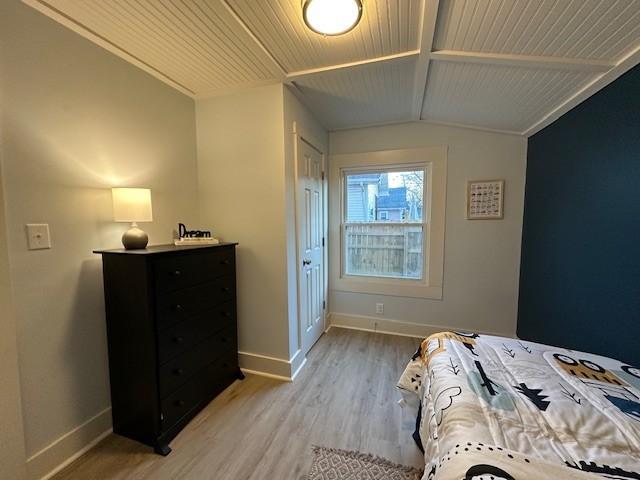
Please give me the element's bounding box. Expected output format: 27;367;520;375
375;303;384;314
26;224;51;250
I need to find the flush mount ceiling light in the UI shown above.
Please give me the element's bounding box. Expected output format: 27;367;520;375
302;0;363;36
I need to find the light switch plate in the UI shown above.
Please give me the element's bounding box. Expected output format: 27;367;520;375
26;224;51;250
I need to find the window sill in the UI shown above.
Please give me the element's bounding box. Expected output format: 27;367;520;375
333;277;443;300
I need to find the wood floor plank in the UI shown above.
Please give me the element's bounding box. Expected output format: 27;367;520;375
52;328;423;480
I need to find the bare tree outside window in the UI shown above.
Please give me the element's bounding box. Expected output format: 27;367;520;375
401;171;424;220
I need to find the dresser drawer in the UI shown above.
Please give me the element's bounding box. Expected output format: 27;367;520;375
157;302;236;364
160;354;237;431
156;276;235;329
154;248;235;293
159;327;237;398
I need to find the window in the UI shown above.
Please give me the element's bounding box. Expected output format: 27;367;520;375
343;168;426;280
330;146;446;299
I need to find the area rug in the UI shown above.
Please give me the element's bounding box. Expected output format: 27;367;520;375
308;446;423;480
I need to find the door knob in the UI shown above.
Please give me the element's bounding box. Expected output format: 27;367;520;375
302;259;311;266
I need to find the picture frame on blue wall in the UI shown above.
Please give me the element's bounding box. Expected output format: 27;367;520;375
466;179;504;220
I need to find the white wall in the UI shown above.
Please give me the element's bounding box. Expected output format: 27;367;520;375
282;87;329;360
0;1;199;477
197;84;291;362
329;122;527;337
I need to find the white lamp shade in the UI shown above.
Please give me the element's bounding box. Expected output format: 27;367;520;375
112;188;153;223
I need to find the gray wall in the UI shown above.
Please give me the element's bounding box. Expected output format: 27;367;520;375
197;85;328;367
196;84;291;361
0;114;27;480
329;122;527;337
0;1;199;476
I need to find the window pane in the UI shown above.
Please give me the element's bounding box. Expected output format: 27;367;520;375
344;224;424;279
345;170;424;222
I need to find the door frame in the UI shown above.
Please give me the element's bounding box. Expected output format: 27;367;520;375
292;121;328;356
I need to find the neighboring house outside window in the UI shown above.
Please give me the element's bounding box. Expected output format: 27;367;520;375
345;173;379;221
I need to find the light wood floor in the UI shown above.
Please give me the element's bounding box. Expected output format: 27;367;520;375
53;327;423;480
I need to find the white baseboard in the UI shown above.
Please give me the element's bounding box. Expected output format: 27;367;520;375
288;349;307;381
328;312;515;339
25;349;310;480
238;349;308;382
27;407;112;480
239;368;292;382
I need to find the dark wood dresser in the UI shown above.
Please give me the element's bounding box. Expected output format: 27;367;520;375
94;243;241;455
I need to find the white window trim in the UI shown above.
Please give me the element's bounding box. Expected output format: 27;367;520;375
329;146;447;299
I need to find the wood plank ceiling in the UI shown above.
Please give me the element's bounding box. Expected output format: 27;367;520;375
24;0;640;135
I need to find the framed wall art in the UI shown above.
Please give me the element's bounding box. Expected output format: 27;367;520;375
466;179;504;220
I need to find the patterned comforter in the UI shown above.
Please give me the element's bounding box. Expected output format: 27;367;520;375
398;332;640;480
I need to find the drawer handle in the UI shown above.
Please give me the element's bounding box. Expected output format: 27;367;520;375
171;270;182;276
221;287;230;293
173;336;184;344
175;399;186;407
221;311;230;317
220;259;230;265
173;304;183;311
173;368;184;376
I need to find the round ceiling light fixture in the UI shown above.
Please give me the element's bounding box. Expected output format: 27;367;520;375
302;0;363;36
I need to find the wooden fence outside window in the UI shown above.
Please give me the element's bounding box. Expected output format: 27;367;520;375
344;223;423;279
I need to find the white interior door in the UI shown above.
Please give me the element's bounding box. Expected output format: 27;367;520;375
296;137;325;355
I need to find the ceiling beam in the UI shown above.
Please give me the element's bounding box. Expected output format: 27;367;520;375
419;119;523;136
411;0;441;120
430;50;615;73
524;43;640;137
219;0;288;79
286;50;420;80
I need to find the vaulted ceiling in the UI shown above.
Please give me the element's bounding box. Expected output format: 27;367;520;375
24;0;640;135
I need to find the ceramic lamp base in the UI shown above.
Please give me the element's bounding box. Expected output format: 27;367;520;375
122;224;148;250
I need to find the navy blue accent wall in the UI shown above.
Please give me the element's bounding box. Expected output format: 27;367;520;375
518;64;640;367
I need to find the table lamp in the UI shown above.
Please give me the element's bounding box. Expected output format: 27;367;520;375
112;188;153;249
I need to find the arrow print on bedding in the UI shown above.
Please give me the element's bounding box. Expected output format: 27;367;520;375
501;344;516;358
447;357;460;375
559;383;582;404
517;341;533;354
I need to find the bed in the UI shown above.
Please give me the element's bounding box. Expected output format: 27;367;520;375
398;332;640;480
